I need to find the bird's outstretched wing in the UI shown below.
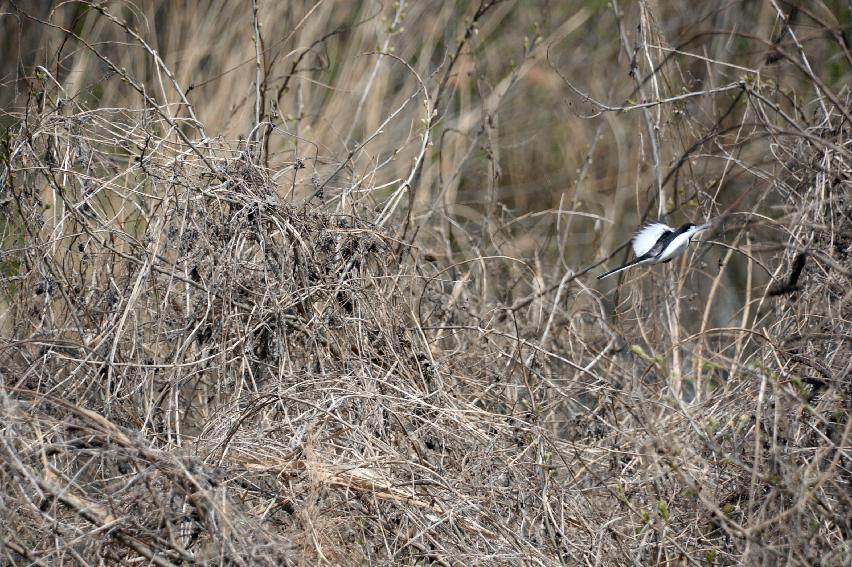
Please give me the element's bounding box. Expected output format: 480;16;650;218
632;223;671;256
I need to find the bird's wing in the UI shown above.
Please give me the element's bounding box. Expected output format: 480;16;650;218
632;223;671;257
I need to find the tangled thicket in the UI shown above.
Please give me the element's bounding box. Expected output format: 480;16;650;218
1;1;850;565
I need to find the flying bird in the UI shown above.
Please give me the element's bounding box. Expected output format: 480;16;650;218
597;221;712;280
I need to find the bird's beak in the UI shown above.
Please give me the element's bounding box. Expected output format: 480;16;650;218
690;223;712;241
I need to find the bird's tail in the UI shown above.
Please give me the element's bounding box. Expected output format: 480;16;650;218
596;257;645;280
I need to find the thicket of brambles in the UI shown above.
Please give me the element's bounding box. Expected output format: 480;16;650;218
0;1;849;565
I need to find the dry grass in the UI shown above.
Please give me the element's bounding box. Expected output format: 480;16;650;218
0;1;850;565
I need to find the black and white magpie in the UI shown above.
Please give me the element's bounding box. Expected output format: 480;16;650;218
597;222;712;280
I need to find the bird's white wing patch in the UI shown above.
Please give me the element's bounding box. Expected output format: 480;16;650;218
632;223;671;256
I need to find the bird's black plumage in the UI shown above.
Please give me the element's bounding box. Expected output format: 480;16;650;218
646;223;696;256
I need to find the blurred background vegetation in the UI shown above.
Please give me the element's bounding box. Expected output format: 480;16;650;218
0;3;846;250
4;1;850;322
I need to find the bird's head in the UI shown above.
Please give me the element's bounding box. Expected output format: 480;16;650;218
679;222;712;238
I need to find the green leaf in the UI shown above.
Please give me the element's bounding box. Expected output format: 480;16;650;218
657;500;669;523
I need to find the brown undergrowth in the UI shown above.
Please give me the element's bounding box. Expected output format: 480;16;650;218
0;1;850;565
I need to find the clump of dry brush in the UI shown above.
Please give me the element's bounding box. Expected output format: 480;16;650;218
1;2;851;566
1;94;594;564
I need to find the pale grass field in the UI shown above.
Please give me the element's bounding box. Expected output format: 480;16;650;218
0;1;849;565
